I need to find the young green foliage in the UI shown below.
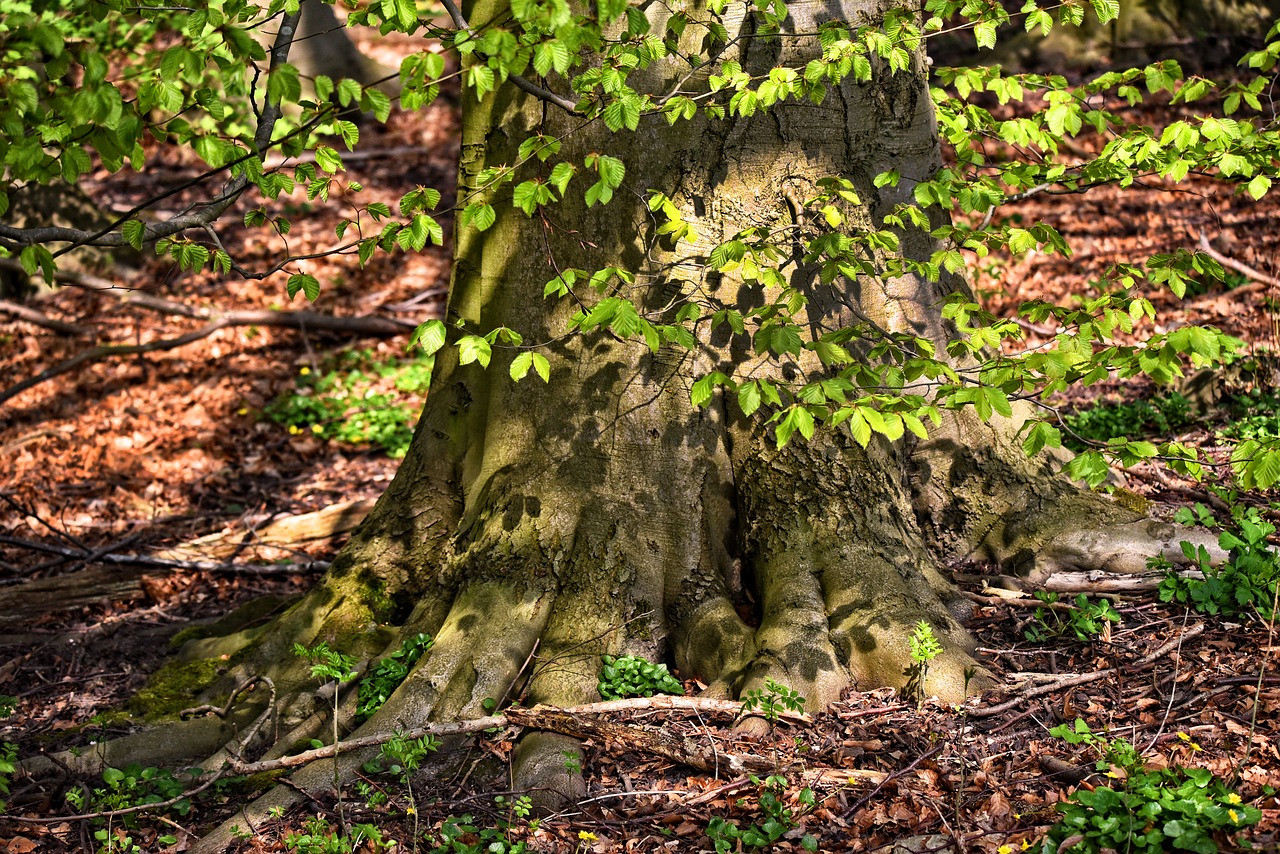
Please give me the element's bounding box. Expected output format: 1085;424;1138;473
1042;719;1261;854
1025;593;1121;644
597;654;684;700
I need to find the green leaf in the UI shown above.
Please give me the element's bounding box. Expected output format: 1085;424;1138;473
513;181;542;215
19;245;55;282
1022;420;1062;456
463;202;497;232
123;220;146;251
531;352;551;382
337;77;363;107
267;62;302;106
408;319;447;355
314;146;343;174
548;162;575;196
510;350;534;381
286;273;320;301
1089;0;1119;24
458;334;492;368
361;88;393;122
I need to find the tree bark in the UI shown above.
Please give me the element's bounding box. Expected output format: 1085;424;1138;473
163;1;1220;843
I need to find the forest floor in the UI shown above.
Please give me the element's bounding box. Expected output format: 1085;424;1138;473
2;26;1280;854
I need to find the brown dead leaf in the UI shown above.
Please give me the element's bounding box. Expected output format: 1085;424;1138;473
984;791;1012;820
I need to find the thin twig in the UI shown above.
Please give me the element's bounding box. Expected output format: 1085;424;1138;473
436;0;579;113
0;305;412;407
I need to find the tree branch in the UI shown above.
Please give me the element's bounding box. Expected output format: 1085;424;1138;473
0;298;89;336
1196;231;1280;294
971;622;1205;718
0;535;330;574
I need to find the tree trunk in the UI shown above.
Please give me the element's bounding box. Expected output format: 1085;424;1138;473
173;0;1217;843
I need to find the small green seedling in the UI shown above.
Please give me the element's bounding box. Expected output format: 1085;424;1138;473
1025;593;1120;643
740;678;806;724
903;620;942;707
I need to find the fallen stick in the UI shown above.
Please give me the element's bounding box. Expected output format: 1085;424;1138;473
0;298;89;336
0;262;417;407
0;535;329;574
1195;231;1280;293
226;697;813;778
971;622;1205;718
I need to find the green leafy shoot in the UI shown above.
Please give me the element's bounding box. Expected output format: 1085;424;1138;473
597;654;684;700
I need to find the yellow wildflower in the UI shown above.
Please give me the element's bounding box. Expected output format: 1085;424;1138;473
1227;793;1242;805
578;831;598;842
311;424;324;433
1230;809;1240;823
300;366;311;375
998;846;1013;854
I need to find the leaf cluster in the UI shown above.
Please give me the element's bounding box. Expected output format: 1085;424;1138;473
1025;593;1120;644
285;814;388;854
356;633;435;724
1156;508;1278;620
429;812;529;853
706;775;818;853
597;654;684;700
1043;720;1261;854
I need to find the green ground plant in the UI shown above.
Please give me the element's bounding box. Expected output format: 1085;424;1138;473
357;633;435;723
1025;593;1121;643
903;620;944;706
265;349;434;457
1040;719;1261;854
596;654;684;700
739;679;806;724
369;731;440;853
284;814;388;854
1063;392;1195;451
1218;391;1280;443
1155;505;1279;619
63;763;188;853
0;693;16;813
705;774;818;853
295;643;359;825
428;801;533;854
